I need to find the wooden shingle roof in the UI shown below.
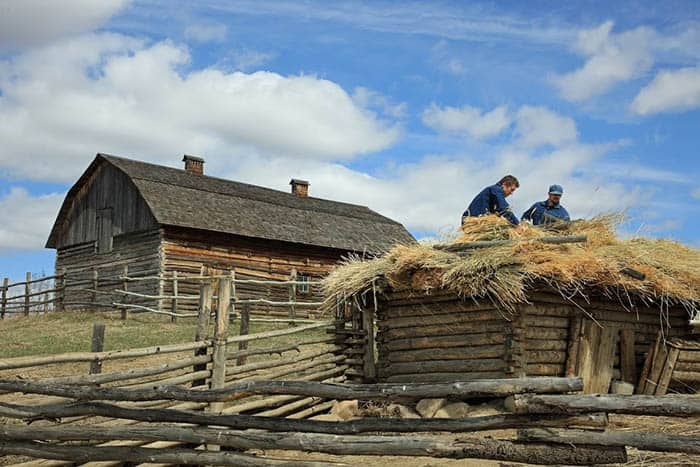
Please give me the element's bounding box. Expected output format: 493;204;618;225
47;154;415;253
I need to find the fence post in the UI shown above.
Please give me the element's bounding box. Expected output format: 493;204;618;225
170;271;178;323
209;276;230;413
193;267;212;388
89;323;106;375
24;272;31;316
92;270;99;306
288;268;297;325
236;303;251;366
1;278;8;319
230;269;237;321
121;265;128;320
57;269;66;312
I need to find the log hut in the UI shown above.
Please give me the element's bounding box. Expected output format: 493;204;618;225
326;215;700;392
45;154;414;313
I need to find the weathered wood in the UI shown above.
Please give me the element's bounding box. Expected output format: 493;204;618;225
644;335;669;395
5;400;608;434
362;292;377;382
655;347;680;395
382;320;509;340
170;270;178;323
288;268;296;324
0;426;626;465
237;303;251;366
385;372;507;382
520;428;700;454
0;440;328;467
89;323;106;375
193;271;212;387
383;333;506;352
575;320;617;393
0;277;8;319
120;265;128;320
671;371;700;382
385;345;504;362
24;271;31;316
225;322;332;345
637;333;660;394
0;377;583;402
619;329;637;384
209;276;231;414
434;235;588;252
380;359;505;376
506;394;700;416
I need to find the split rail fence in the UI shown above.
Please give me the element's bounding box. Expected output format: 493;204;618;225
0;268;324;323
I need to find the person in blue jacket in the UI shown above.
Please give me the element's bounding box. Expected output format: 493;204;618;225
462;175;520;225
521;184;571;225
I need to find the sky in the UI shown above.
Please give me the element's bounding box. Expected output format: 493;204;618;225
1;0;699;283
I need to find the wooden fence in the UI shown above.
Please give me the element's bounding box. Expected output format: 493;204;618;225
0;268;325;322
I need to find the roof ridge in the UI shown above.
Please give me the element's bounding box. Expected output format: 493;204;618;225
100;153;399;225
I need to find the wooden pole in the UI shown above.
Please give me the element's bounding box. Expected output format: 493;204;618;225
121;265;128;320
362;287;377;382
170;271;178;323
193;268;212;388
1;277;7;319
89;323;106;375
0;425;628;464
57;269;66;312
237;303;251;366
288;268;297;325
506;393;700;416
24;272;31;316
209;276;231;413
230;269;237;321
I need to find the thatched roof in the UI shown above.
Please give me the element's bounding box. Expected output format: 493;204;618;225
324;215;700;315
47;154;414;253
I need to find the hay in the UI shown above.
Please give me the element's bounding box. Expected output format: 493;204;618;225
323;215;700;315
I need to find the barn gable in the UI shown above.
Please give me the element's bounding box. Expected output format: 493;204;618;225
47;153;415;252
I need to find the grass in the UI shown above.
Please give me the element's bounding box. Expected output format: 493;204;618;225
0;310;327;359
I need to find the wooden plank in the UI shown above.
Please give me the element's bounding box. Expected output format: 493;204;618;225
655;347;680;395
170;271;178;323
362;294;377;382
236;303;251;366
644;336;669;395
619;329;637;384
637;333;660;394
89;323;106;375
591;325;618;393
24;271;31;316
1;277;8;319
564;315;582;377
208;276;230;415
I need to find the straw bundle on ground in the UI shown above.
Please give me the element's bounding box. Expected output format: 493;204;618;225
323;215;700;315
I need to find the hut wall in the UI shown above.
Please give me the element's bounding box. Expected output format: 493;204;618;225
55;229;162;310
160;227;344;316
375;290;510;383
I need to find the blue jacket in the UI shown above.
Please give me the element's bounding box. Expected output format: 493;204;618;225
463;184;519;225
521;201;570;225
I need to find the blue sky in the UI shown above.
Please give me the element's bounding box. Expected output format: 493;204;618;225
1;0;699;283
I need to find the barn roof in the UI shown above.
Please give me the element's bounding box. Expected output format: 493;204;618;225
46;154;415;253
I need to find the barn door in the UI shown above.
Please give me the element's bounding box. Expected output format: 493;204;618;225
570;319;618;393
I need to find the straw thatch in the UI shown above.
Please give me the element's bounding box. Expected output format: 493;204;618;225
323;215;700;315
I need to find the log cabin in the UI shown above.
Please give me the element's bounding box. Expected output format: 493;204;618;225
45;154;414;314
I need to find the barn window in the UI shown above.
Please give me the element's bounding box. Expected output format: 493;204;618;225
96;208;113;254
297;274;310;295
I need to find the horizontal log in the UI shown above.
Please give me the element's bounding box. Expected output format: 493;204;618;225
523;316;569;329
385;371;507;382
379;359;506;376
0;440;330;466
506;394;700;416
526;363;565;376
670;371;700;383
383;333;506;351
0;426;625;465
524;339;568;351
519;428;700;454
434;235;588;252
524;351;567;364
2;400;607;434
379;309;503;328
383;301;496;319
225;321;332;344
385;345;504;362
381;321;509;340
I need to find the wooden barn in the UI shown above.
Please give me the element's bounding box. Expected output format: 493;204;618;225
328;216;699;394
45;153;414;313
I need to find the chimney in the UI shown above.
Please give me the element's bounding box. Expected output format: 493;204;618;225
183;155;204;175
290;179;309;197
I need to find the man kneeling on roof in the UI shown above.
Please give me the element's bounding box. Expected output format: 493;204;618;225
521;184;570;225
462;175;520;226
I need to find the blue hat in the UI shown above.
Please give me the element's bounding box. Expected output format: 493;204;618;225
548;184;563;195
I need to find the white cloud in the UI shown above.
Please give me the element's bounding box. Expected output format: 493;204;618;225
353;87;408;119
514;106;578;148
184;22;228;43
631;67;700;115
0;34;400;182
0;0;129;49
0;188;63;252
422;104;511;140
226;49;275;71
553;21;656;102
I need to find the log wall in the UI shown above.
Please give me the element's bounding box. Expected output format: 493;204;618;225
374;289;693;389
161;227;343;316
55;229;162;310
